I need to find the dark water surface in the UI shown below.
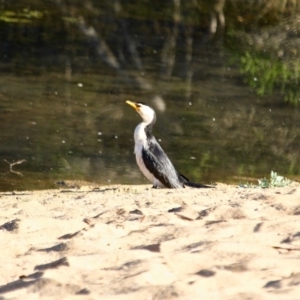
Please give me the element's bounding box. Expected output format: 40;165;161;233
1;1;300;191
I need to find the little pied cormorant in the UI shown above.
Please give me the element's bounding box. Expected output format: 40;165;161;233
126;100;211;189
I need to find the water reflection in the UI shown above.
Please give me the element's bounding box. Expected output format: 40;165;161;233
0;1;300;191
229;17;300;105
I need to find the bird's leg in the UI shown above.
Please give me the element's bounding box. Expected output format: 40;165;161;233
152;179;162;189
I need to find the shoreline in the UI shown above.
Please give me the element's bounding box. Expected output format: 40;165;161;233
1;183;300;299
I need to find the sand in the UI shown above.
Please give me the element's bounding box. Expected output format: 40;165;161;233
1;182;300;299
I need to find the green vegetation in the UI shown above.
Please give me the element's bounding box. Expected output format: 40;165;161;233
0;9;44;23
240;171;292;188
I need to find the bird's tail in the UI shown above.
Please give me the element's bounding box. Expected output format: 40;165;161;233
184;181;213;188
179;174;214;188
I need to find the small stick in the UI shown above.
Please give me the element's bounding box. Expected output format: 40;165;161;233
4;159;26;177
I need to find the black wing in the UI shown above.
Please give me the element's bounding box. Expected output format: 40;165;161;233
142;136;183;189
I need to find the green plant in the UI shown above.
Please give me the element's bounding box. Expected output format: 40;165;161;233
258;170;292;188
240;171;292;188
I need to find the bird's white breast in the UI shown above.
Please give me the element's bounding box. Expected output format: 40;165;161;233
133;123;165;187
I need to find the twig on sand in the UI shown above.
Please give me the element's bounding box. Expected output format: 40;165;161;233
4;159;26;177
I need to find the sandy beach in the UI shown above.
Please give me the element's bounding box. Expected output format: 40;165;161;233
1;182;300;299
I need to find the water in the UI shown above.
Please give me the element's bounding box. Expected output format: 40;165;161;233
0;1;300;191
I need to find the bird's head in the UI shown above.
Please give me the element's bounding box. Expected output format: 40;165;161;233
126;100;156;125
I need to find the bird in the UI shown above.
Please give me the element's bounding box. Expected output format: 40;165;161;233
126;100;212;189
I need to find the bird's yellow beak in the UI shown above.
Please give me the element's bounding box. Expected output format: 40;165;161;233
126;100;138;110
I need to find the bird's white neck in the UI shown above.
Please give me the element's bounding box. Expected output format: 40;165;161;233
134;122;148;149
133;105;156;152
137;106;156;128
